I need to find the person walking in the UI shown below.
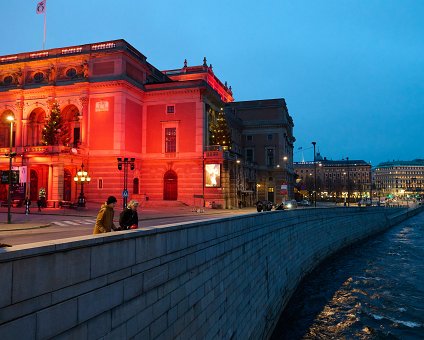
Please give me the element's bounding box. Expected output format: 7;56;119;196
24;196;31;215
119;199;139;230
93;196;119;234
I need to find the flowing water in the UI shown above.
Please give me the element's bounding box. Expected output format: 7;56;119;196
272;211;424;339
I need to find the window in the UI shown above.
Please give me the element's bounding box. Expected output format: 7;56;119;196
66;68;77;78
246;149;254;163
98;178;103;189
267;134;273;140
266;148;275;166
34;72;44;82
246;135;253;141
133;178;139;194
166;105;175;114
165;128;176;153
3;75;13;85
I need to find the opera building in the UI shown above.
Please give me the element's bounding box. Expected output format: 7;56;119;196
0;39;295;208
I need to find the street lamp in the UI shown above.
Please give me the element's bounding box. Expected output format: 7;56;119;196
73;163;91;207
6;115;15;224
312;141;317;207
117;157;135;209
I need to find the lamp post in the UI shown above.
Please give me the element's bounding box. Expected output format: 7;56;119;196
73;163;91;207
6;115;15;224
312;141;317;207
117;157;135;210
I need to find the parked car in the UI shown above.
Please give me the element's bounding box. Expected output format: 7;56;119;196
256;200;273;212
275;200;297;210
297;199;311;207
358;199;372;207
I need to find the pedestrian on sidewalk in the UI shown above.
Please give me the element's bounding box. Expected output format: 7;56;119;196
119;199;139;230
93;196;120;234
24;196;31;215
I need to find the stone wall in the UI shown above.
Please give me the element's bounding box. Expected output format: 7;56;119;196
0;206;422;339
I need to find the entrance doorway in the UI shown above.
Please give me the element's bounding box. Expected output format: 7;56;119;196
163;170;178;200
63;169;72;201
30;170;38;201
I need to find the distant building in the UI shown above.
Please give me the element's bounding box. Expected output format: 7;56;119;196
294;153;371;201
374;159;424;198
0;39;294;208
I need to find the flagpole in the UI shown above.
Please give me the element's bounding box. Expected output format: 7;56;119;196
43;1;47;49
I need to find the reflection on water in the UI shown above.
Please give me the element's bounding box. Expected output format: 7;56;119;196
271;212;424;339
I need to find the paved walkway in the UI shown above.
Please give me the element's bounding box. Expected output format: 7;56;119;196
0;202;254;231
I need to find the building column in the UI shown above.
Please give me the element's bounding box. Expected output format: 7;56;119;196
79;96;89;146
15;99;24;147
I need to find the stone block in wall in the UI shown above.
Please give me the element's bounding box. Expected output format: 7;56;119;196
136;233;168;262
143;263;169;291
90;239;135;278
0;262;12;308
36;299;78;339
0;315;36;339
77;281;124;323
12;248;91;303
87;311;112;340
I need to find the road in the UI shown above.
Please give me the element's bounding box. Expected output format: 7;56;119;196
0;208;256;247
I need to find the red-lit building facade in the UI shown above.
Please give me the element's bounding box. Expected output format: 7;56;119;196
0;39;294;208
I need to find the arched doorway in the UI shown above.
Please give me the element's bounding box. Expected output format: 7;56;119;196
63;169;72;201
30;169;38;201
163;170;178;200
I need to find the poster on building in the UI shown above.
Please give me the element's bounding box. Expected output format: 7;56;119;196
280;183;288;195
205;164;221;187
12;166;27;183
1;170;19;184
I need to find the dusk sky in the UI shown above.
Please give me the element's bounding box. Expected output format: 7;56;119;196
2;1;423;166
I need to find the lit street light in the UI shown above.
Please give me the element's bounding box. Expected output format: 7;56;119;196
117;157;135;209
73;163;91;207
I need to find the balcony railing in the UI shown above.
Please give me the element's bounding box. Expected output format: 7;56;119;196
0;145;72;155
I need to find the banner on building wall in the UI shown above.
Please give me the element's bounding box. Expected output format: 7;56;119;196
1;171;19;184
12;166;27;184
205;164;221;187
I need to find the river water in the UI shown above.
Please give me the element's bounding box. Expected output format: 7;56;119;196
271;211;424;339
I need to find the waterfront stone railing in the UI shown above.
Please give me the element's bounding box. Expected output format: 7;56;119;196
0;206;423;339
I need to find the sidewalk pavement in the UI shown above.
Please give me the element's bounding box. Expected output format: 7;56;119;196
0;202;255;231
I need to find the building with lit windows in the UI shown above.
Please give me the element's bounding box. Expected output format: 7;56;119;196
0;39;294;208
294;153;371;202
374;159;424;198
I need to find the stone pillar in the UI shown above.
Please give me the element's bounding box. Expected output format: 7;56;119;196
14;99;24;147
79;96;89;146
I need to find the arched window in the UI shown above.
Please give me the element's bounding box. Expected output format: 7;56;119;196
61;105;80;147
27;108;46;146
0;110;15;147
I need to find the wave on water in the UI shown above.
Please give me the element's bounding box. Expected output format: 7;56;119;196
369;313;422;328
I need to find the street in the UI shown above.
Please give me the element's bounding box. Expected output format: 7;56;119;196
0;206;256;247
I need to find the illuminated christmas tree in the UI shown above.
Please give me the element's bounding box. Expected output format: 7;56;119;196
41;101;70;146
209;109;231;148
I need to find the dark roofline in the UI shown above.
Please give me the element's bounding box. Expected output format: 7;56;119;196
0;39;147;64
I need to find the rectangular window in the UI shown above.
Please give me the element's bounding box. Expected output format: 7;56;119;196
246;149;254;163
266;148;275;166
166;105;175;114
98;178;103;189
246;135;253;141
165;128;176;153
267;134;273;140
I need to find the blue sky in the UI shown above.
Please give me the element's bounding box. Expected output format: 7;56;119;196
2;1;423;165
